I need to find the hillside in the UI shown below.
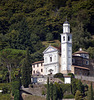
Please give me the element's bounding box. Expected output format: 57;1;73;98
0;0;94;59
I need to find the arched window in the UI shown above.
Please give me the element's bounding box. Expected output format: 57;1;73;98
50;57;52;62
68;36;70;41
63;36;65;41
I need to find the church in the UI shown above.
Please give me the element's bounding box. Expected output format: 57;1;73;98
32;20;94;76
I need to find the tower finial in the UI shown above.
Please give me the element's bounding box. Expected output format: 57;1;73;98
66;16;67;21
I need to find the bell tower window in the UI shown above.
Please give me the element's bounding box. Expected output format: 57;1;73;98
68;36;70;41
50;57;52;62
63;36;65;41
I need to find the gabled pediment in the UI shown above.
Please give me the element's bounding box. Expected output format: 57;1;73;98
43;46;59;54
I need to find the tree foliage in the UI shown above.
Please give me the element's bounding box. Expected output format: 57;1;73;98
22;48;31;88
0;0;93;56
46;77;50;100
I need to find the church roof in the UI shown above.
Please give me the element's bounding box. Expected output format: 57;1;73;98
43;45;60;54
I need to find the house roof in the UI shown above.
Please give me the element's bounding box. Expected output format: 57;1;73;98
73;50;88;54
32;61;44;64
72;65;90;70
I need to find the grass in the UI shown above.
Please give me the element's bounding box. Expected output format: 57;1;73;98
42;40;60;48
23;95;46;100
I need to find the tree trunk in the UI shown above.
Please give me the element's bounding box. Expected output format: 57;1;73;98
7;64;12;83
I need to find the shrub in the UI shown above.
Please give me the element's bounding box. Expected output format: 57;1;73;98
54;73;64;78
64;94;74;99
11;81;20;96
68;73;74;79
14;89;20;100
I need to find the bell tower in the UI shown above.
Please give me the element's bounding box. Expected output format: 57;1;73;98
61;20;72;74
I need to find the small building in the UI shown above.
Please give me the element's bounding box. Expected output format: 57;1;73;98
32;61;44;75
64;76;71;84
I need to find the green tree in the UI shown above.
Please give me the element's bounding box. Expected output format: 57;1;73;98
75;90;82;100
87;82;94;100
14;90;20;100
22;48;31;88
53;84;57;100
50;82;53;100
46;33;53;41
71;79;77;95
77;80;83;93
46;77;50;100
0;49;25;82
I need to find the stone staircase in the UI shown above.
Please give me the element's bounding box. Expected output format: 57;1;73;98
20;84;46;97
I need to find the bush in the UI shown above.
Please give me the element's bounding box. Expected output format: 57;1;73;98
14;89;20;100
68;73;74;79
54;73;64;78
0;83;11;94
11;81;20;96
64;94;74;99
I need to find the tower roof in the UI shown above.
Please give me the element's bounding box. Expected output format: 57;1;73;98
64;20;69;24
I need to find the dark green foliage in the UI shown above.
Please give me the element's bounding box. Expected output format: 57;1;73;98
14;89;20;100
0;0;93;56
22;48;31;88
50;82;53;100
53;84;57;100
77;80;83;93
46;77;50;100
87;82;94;100
46;33;53;41
68;73;74;79
11;81;20;96
54;73;64;78
71;79;77;95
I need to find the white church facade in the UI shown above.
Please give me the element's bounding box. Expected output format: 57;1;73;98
32;20;94;76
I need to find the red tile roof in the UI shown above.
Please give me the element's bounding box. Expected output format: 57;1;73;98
32;61;44;64
73;50;88;54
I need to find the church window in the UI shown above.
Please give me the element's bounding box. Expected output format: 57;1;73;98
63;36;65;41
50;57;52;62
41;69;43;72
68;36;70;41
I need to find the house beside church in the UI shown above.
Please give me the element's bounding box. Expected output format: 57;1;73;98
32;20;94;76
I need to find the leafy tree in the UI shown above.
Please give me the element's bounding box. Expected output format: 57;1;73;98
50;82;53;100
87;82;94;100
77;80;83;93
0;49;25;82
46;33;53;41
71;79;77;95
75;90;82;100
46;77;50;100
14;90;20;100
22;48;31;88
53;84;57;100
